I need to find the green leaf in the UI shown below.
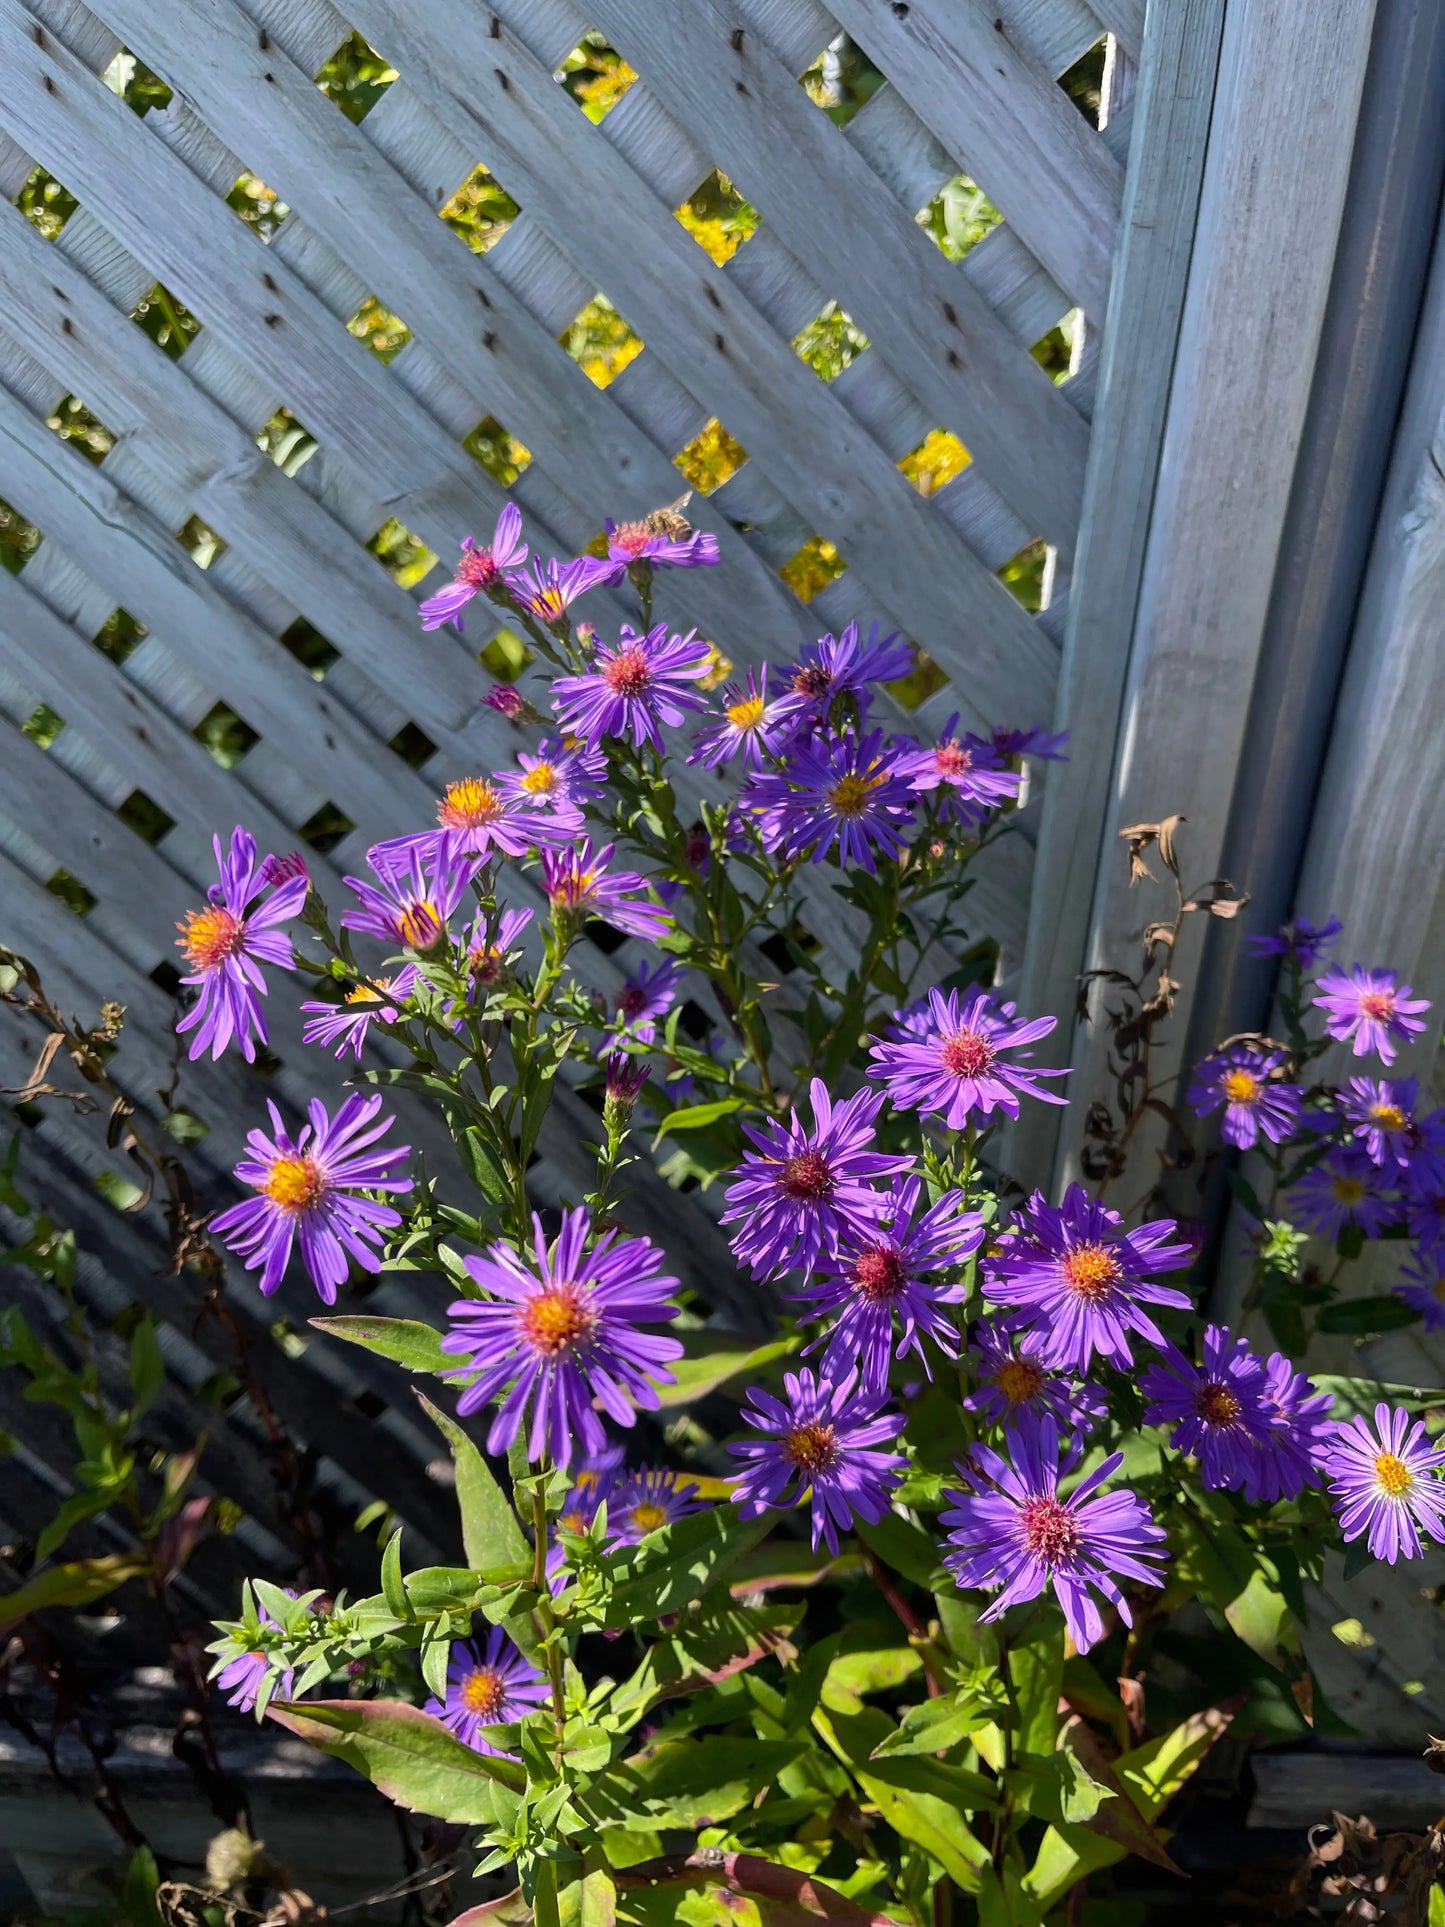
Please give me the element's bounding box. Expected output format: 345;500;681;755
380;1527;412;1622
588;1736;805;1829
36;1487;117;1564
651;1098;750;1144
1175;1513;1297;1670
127;1315;165;1419
1312;1374;1441;1418
818;1707;991;1891
821;1644;922;1715
1316;1296;1421;1336
558;1848;617;1927
417;1395;530;1572
652;1334;799;1408
855;1512;947;1589
1011;1748;1113;1824
0;1551;149;1634
310;1315;448;1374
267;1697;524;1817
869;1690;1002;1759
461;1124;515;1207
582;1508;774;1629
1010;1622;1065;1757
611;1603;801;1720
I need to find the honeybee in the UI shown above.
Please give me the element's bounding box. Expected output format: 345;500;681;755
643;491;695;540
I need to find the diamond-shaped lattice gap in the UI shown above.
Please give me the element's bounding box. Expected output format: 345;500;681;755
1033;311;1082;386
257;406;318;478
479;626;534;682
388;721;438;771
884;644;949;713
131;282;200;359
1;497;42;574
464;415;533;487
193;701;259;769
227;170;290;241
560;295;644;390
47;395;115;465
278;616;340;681
793;302;869;381
298;802;356;853
555;33;637;121
102;48;172;116
917;174;1002;263
115;787;176;845
898;429;970;498
799;33;883;129
17;165;78;240
315;31;397;123
675;418;748;495
22;703;64;750
347;293;411;364
998;538;1048;613
674;170;759;265
93;607;147;665
46;867;97;919
438;162;520;254
779;534;846;604
368;519;438;590
177;514;227;570
1060;38;1108;128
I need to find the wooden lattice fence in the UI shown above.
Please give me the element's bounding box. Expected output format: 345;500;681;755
0;0;1133;1587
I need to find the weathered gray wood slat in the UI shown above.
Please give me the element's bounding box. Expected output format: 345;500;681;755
329;0;1061;726
1042;0;1381;1193
1007;0;1228;1186
818;0;1122;318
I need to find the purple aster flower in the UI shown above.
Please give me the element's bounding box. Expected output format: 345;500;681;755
1140;1327;1277;1491
1395;1255;1445;1333
214;1591;297;1712
1242;1354;1333;1504
745;729;916;874
1325;1402;1445;1563
982;1185;1194;1371
720;1078;911;1279
867;985;1068;1126
601;510;720;573
609;1466;706;1544
496;735;606;819
1188;1044;1303;1150
551;623;711;750
420;507;528;632
1340;1076;1445;1182
1313;965;1430;1065
773;622;913;729
432;775;565;862
689;666;788;771
1247;916;1343;967
941;1411;1167;1655
210;1094;411;1303
1288;1148;1399;1240
441;1208;684;1466
301;965;420;1061
964;1323;1108;1436
791;1176;983;1392
990;726;1069;762
506;554;615;629
602;1049;650;1126
425;1626;548;1754
1404;1173;1445;1260
340;841;477;952
464;905;533;994
728;1366;906;1554
174;827;308;1062
894;717;1021;825
542;840;671;944
613;957;684;1044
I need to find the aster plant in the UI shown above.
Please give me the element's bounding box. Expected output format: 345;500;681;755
71;489;1435;1927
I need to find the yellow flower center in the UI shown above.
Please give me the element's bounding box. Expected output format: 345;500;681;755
1222;1070;1260;1104
1370;1103;1408;1131
1332;1175;1365;1204
438;777;505;829
261;1154;326;1212
629;1502;669;1534
345;980;388;1006
177;905;246;971
1374;1452;1414;1497
827;770;882;817
459;1667;507;1719
1059;1242;1121;1301
782;1420;840;1476
993;1358;1045;1404
519;1285;596;1357
398;899;443;949
521;762;559;795
726;694;767;731
531;588;568;623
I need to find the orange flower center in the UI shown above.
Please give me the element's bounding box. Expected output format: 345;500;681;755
1374;1451;1413;1497
1222;1070;1260;1104
940;1027;996;1079
1196;1381;1242;1427
603;646;652;698
993;1358;1045;1404
780;1151;834;1201
726;694;767;731
345;980;389;1006
459;1667;507;1719
261;1154;326;1212
849;1245;906;1302
783;1420;840;1476
1021;1496;1079;1563
438;777;505;829
1059;1242;1121;1302
519;1284;596;1358
177;905;246;971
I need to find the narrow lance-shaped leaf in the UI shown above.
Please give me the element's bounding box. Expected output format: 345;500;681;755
310;1315;449;1375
